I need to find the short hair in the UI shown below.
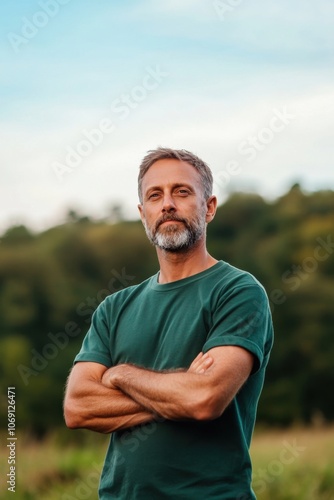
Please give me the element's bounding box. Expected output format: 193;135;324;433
138;147;213;203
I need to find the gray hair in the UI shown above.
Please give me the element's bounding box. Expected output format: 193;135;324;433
138;147;213;203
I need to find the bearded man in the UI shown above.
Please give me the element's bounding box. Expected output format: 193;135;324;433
64;147;273;500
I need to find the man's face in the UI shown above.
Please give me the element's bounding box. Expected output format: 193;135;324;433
138;159;209;252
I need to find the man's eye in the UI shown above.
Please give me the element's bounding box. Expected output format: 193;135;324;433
178;189;189;195
148;193;159;199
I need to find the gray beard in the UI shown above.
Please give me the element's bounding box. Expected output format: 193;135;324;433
143;213;206;252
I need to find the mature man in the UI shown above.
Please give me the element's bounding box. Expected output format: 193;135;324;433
64;147;273;499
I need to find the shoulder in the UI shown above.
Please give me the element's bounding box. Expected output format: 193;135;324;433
102;273;156;308
210;261;268;298
89;274;156;328
205;263;272;326
222;261;263;286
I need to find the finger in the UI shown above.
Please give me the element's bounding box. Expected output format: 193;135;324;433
188;352;204;372
192;352;204;363
195;354;214;373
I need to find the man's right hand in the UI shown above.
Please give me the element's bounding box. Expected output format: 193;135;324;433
187;352;214;374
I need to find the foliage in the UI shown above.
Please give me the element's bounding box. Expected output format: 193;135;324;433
0;185;334;434
0;427;333;499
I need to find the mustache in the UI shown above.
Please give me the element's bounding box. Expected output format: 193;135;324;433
155;214;187;231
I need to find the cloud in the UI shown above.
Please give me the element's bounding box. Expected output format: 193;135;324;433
1;80;333;231
1;0;333;232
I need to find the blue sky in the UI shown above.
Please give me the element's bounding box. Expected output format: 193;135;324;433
1;0;334;231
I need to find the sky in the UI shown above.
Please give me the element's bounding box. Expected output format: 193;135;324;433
0;0;333;232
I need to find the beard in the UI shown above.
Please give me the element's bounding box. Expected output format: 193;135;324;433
143;209;207;253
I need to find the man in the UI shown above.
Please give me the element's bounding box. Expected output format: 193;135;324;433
64;147;273;499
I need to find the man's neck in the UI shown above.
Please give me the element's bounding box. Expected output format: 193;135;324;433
156;240;218;284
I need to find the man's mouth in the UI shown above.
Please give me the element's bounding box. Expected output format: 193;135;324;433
157;218;184;230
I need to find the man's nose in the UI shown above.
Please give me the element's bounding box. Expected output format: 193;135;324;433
162;194;176;212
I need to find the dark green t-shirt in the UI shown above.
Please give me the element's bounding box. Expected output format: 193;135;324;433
74;261;273;499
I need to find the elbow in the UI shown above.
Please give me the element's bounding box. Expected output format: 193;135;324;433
64;413;80;430
190;392;226;421
63;399;84;429
192;405;223;422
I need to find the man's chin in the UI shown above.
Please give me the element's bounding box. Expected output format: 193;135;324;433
156;243;190;253
154;233;196;253
145;222;204;252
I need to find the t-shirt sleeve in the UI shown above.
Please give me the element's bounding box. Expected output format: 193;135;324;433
74;300;112;367
203;284;273;374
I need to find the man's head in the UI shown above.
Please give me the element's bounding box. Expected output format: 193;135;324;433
138;147;213;204
137;147;217;253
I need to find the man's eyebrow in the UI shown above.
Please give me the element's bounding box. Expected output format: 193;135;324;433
172;183;195;191
145;183;195;195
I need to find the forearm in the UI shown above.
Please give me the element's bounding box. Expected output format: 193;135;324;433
103;364;216;421
64;377;154;433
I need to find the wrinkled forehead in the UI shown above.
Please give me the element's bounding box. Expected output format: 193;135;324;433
141;159;202;193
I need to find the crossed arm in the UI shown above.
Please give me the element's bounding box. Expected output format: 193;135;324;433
64;346;254;434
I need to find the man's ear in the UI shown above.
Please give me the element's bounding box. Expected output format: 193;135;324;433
138;204;144;224
205;195;217;223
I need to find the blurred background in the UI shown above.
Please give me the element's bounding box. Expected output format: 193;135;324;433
0;1;334;499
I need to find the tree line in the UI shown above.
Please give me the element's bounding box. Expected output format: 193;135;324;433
0;184;333;436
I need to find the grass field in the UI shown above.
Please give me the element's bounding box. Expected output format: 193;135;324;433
1;426;334;499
